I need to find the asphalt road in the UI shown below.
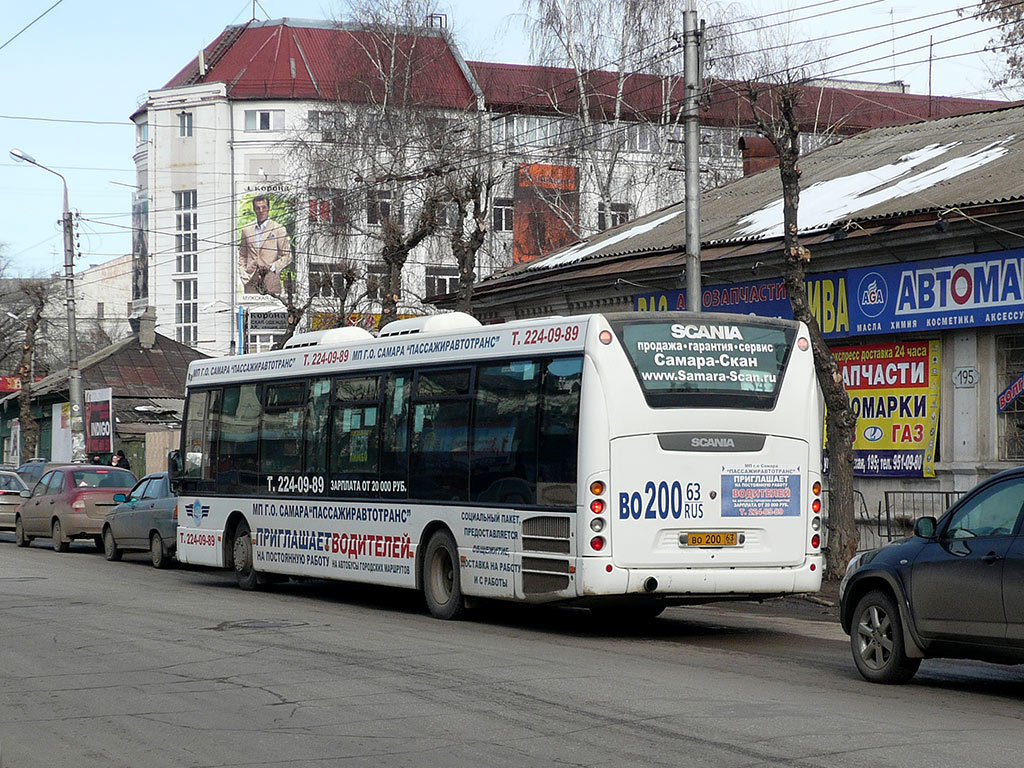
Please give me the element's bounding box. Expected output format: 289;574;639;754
2;534;1023;768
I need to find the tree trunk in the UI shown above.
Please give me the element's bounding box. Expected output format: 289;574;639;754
777;137;858;580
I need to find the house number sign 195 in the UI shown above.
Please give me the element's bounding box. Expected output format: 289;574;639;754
953;367;978;388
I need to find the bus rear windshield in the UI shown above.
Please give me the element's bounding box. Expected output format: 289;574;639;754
613;319;795;409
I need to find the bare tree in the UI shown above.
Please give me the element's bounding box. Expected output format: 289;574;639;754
968;1;1024;89
289;0;472;330
11;280;50;459
446;167;497;312
719;20;858;576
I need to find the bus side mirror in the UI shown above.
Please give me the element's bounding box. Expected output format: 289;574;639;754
167;449;182;493
914;516;937;539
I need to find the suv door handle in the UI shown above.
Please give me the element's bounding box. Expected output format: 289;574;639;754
981;552;1003;564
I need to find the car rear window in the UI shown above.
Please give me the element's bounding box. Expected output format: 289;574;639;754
70;469;136;488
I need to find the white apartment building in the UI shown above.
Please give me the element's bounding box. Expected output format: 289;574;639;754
131;18;1002;356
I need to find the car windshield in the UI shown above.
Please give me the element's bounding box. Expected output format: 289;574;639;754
70;469;135;488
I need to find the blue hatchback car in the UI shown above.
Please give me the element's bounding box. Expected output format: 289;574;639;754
101;472;178;568
840;467;1024;683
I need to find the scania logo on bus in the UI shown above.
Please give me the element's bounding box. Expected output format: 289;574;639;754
670;324;743;340
691;436;736;449
857;272;888;318
191;500;209;526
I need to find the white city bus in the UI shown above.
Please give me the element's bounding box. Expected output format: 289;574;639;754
172;311;824;619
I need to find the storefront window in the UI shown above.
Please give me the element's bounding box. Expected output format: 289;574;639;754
997;335;1024;460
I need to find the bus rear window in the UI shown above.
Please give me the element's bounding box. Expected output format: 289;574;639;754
613;319;795;409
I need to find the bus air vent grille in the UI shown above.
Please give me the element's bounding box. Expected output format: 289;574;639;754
523;572;571;594
523;556;570;574
523;516;570;538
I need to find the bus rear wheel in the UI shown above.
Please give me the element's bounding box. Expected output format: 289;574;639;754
423;530;466;620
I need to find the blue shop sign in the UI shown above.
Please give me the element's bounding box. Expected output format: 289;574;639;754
848;250;1024;335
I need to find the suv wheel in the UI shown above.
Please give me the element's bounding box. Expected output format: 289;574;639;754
851;589;921;684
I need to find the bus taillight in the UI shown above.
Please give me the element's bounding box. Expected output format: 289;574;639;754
811;534;820;549
590;536;606;551
812;499;821;513
590;518;605;533
590;499;605;514
590;480;605;495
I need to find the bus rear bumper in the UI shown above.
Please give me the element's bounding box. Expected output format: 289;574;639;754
579;556;824;598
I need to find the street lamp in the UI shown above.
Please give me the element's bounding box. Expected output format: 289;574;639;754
10;148;85;462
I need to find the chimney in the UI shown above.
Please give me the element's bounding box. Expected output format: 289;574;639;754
139;306;157;350
739;137;779;177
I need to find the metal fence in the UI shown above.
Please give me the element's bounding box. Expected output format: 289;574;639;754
879;490;964;541
822;489;965;551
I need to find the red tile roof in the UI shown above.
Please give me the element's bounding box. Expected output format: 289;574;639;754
467;60;1007;134
162;19;1006;133
165;19;478;108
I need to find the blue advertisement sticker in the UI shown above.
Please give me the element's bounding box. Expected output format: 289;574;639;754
721;468;801;517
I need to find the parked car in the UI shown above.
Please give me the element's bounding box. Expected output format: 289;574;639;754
0;469;29;530
840;467;1024;684
102;472;177;568
15;464;137;551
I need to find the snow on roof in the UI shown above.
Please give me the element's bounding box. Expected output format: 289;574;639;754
736;138;1015;240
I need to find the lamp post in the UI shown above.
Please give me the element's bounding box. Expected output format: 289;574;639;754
10;148;86;462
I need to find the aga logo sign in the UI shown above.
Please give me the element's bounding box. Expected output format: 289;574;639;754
857;272;888;318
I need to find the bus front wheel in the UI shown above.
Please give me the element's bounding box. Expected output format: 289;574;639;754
423;530;466;620
233;522;263;591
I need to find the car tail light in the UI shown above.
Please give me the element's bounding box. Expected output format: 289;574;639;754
173;503;178;521
71;498;86;511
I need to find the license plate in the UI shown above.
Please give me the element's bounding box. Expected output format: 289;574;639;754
686;531;738;547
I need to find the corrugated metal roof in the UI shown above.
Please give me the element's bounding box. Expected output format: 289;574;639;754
486;104;1024;283
164;19;478;108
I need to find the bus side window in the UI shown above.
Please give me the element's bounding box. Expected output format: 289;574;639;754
330;375;381;496
215;384;261;493
410;368;471;502
306;378;331;476
379;372;411;498
472;360;540;504
182;389;220;490
261;382;308;475
538;356;583;506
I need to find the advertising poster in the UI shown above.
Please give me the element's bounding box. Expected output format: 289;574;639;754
832;341;941;477
84;387;114;455
131;196;149;306
237;190;295;299
721;465;802;517
512;163;579;264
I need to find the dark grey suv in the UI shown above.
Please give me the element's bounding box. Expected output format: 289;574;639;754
840;467;1024;684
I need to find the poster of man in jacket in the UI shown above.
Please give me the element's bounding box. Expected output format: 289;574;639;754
238;192;294;295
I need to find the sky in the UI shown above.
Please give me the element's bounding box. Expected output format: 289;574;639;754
0;0;1015;279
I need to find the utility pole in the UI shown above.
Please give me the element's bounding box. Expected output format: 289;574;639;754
683;0;703;312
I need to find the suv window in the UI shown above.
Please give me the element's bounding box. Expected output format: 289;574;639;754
944;478;1024;538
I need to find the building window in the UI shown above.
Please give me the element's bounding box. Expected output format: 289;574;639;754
244;109;285;132
365;262;388;302
178;112;193;137
998;335;1024;460
175;279;198;347
425;266;459;298
247;333;280;354
492;197;514;232
174;190;198;273
309;263;353;299
96;302;104;320
597;202;631;231
308;110;345;141
308;188;347;227
367;189;393;226
136;121;148;145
